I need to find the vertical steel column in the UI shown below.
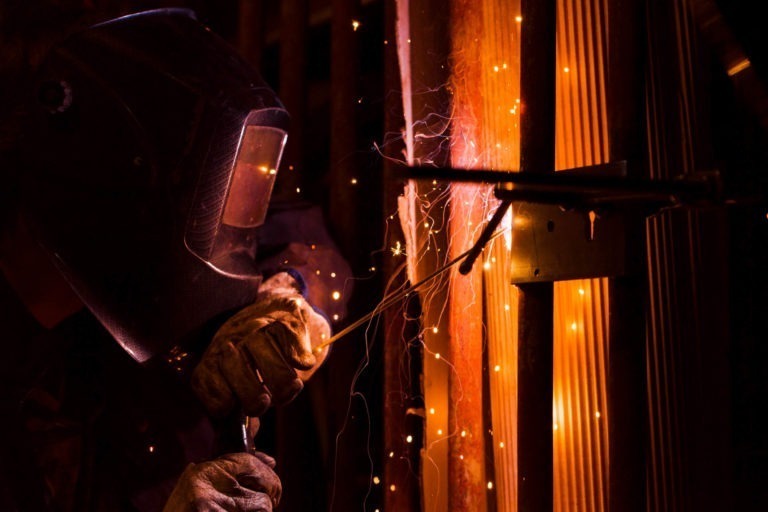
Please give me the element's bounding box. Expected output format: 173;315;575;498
517;0;556;510
606;275;647;512
383;1;423;510
516;284;554;512
606;0;648;510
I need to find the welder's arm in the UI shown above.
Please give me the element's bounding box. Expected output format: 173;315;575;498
163;452;281;512
190;272;331;418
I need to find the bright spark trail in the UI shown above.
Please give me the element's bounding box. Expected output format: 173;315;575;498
314;228;508;353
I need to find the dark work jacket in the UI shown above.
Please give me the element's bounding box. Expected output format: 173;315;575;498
0;203;351;511
0;274;217;511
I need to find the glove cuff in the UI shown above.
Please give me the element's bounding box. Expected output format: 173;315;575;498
281;268;308;297
258;270;306;298
259;270;332;331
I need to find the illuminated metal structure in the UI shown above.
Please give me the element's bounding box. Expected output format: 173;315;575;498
385;0;753;510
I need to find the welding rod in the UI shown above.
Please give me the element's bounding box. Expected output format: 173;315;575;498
314;229;508;352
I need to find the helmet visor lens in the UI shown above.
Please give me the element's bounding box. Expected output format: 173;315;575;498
222;125;287;228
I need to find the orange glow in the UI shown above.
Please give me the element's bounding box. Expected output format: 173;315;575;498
552;0;611;509
398;0;611;509
726;58;750;76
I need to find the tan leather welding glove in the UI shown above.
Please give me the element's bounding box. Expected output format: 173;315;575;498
190;272;331;418
163;452;281;512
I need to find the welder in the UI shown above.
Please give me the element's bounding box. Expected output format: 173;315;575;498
0;8;349;511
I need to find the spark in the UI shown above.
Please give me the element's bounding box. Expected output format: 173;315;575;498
351;20;360;31
727;58;751;76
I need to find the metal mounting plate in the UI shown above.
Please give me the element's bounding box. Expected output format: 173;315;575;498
509;203;631;283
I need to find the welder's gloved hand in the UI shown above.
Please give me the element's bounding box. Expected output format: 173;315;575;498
163;452;281;512
191;272;331;418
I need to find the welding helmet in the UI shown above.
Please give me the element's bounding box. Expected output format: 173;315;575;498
20;9;289;362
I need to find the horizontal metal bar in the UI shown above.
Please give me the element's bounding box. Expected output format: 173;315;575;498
393;162;722;206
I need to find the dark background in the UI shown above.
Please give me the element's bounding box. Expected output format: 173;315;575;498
0;1;389;511
2;0;768;510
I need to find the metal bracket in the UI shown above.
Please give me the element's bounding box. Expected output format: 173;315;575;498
399;161;724;282
507;201;629;283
